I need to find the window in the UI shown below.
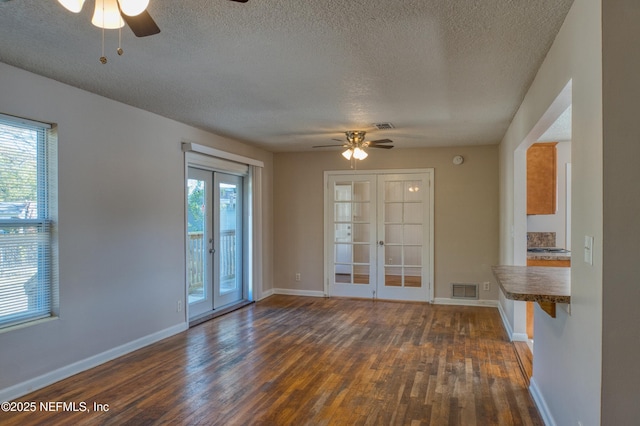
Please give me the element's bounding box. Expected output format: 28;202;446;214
0;113;56;329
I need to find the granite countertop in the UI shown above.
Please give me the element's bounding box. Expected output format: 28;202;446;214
491;265;570;304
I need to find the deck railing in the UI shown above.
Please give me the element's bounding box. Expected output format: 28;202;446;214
187;232;205;294
187;231;236;294
219;230;236;281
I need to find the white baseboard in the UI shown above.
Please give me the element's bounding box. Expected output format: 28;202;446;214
0;322;188;403
497;301;514;340
272;288;326;298
257;288;275;300
496;301;528;342
511;332;529;341
529;377;556;426
433;297;498;307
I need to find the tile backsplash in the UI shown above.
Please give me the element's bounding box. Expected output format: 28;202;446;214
527;232;556;248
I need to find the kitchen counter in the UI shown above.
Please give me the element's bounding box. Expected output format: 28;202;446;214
492;265;570;318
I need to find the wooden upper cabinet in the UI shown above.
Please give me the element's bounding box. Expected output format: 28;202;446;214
527;142;558;215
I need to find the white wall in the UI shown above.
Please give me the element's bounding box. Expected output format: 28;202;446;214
498;1;602;425
0;62;273;397
601;0;640;423
527;141;571;249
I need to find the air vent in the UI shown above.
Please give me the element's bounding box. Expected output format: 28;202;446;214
373;122;394;130
451;283;478;300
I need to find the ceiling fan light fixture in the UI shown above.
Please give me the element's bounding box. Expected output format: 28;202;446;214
118;0;150;17
353;147;368;160
92;0;125;29
58;0;85;13
342;149;353;160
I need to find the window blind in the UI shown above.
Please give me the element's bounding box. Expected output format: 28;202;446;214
0;114;54;329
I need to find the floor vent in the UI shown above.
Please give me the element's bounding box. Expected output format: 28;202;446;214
451;283;478;300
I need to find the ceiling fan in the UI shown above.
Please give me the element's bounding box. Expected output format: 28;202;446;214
313;131;394;161
49;0;249;63
55;0;248;38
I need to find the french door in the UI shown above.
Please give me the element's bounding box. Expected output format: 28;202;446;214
188;167;243;318
326;170;433;302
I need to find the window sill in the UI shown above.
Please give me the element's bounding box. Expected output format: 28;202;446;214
0;316;59;335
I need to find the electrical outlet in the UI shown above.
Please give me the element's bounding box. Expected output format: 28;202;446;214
177;300;182;312
483;282;490;291
295;273;301;282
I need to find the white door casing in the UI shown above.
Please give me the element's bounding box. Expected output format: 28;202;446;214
187;167;244;319
324;169;434;302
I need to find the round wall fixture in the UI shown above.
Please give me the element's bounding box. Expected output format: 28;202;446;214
453;155;464;165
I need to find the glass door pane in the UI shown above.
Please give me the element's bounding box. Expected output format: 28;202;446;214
187;178;205;303
325;171;432;302
328;175;376;298
377;175;430;301
213;173;243;309
187;167;213;318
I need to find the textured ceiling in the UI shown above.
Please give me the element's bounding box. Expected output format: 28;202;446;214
0;0;574;152
539;105;572;143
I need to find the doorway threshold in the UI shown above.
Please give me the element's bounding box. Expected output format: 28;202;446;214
189;300;254;328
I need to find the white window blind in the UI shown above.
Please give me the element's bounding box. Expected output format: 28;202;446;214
0;113;55;329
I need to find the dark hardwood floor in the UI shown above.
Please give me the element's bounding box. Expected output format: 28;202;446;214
3;295;542;425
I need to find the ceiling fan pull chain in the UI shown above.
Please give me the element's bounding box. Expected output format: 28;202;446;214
99;1;107;64
100;27;107;64
117;27;123;56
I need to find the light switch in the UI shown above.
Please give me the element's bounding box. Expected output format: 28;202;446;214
584;236;594;265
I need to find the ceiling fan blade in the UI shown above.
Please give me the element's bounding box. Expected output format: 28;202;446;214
368;139;393;144
370;145;394;149
312;144;346;148
120;9;160;37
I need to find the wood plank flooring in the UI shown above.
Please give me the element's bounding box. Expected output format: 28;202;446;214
513;342;533;387
2;296;542;425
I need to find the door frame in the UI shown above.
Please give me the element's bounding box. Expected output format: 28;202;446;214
323;168;435;302
184;148;258;322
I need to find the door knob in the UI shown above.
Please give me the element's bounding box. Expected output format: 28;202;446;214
209;248;216;254
378;241;384;246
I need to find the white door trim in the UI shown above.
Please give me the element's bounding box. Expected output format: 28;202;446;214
323;168;435;302
182;142;264;168
184;150;257;323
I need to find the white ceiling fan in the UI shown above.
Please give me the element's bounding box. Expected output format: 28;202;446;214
54;0;247;36
38;0;249;63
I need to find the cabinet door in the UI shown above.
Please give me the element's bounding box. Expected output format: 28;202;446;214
526;259;570;267
527;142;557;215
